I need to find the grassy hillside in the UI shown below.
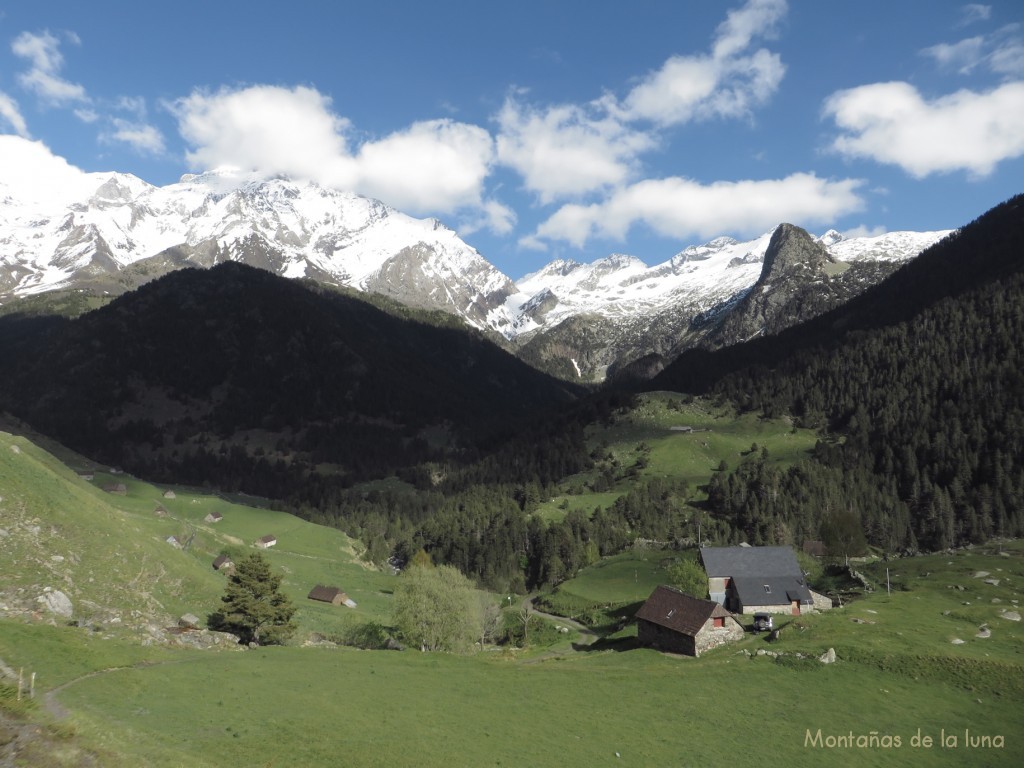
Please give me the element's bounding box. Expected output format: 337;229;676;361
3;540;1023;768
2;431;1023;766
0;430;395;640
534;391;818;523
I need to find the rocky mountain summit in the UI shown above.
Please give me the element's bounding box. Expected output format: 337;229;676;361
0;141;950;380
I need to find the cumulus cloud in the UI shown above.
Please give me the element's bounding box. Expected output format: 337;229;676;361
12;30;88;106
173;84;505;228
496;0;787;208
620;0;787;125
0;91;30;138
175;85;357;186
824;80;1024;177
495;96;655;203
528;173;864;248
355;119;495;214
0;135;95;204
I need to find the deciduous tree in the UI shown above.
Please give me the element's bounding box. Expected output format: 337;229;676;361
393;564;481;653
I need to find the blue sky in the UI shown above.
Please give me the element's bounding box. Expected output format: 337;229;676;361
1;0;1022;278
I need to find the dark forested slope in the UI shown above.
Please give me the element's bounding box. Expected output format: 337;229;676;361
0;262;580;492
651;194;1024;550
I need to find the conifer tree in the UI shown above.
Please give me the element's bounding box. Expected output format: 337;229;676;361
216;552;296;645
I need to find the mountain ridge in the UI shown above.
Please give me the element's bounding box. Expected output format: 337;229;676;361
0;138;951;378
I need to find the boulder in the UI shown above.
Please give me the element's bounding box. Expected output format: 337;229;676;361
999;611;1021;622
38;589;73;618
819;648;837;664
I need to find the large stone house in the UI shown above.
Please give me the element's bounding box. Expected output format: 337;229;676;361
700;545;831;616
636;585;744;656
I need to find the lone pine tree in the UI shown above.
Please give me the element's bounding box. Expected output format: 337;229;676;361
215;552;296;645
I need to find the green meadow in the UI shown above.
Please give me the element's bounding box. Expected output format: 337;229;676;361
3;427;1024;766
534;392;818;522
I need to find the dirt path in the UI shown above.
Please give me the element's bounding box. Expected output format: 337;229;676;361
521;596;599;649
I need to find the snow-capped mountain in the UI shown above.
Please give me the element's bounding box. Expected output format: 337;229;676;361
0;165;518;330
0;147;951;381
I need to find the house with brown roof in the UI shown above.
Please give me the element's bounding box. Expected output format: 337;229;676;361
104;482;127;495
636;585;743;657
204;511;223;523
166;535;184;549
307;585;356;607
254;535;277;549
154;505;169;518
212;554;234;571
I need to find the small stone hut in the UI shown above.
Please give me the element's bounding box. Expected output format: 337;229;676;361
636;585;743;657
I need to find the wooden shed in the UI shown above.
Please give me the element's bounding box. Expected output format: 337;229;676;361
254;535;277;549
636;585;743;657
204;511;223;523
307;585;357;608
212;554;234;571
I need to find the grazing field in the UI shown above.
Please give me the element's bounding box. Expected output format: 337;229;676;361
3;613;1022;768
3;427;1024;767
534;393;818;522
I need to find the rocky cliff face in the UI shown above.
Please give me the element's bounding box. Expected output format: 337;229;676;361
697;223;901;350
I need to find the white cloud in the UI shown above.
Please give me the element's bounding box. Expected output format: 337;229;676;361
824;80;1024;177
921;36;986;73
460;199;517;237
12;30;88;106
922;25;1024;77
841;224;888;238
620;0;787;125
958;4;992;27
495;96;655;203
495;0;787;207
989;28;1024;76
530;173;864;247
174;85;358;187
174;84;507;228
355;119;494;214
0;91;30;138
103;118;165;155
0;135;95;204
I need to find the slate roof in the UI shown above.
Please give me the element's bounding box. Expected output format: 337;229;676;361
635;585;732;636
730;576;813;607
700;546;803;579
212;554;233;570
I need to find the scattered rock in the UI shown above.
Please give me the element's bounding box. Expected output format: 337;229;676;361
974;571;991;579
50;555;64;562
999;611;1021;622
10;444;20;454
756;649;766;656
850;617;875;624
983;578;1001;586
178;613;201;629
865;609;878;614
950;638;965;645
942;610;952;616
992;598;1002;604
37;589;73;618
819;648;837;664
976;626;991;639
